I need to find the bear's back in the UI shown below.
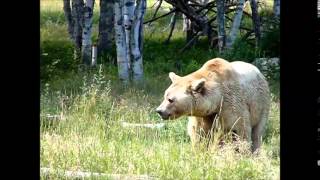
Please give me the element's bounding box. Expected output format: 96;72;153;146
230;61;270;126
230;61;263;84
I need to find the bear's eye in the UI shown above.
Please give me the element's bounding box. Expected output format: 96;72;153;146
168;98;174;103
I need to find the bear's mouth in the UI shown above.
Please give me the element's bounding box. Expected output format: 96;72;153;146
160;113;182;120
158;112;171;120
161;114;170;120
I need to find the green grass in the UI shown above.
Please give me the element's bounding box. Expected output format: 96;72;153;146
40;0;279;179
40;68;279;179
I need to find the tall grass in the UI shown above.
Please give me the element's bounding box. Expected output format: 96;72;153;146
41;67;279;179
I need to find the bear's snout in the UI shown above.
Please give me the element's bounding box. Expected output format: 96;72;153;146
156;108;170;120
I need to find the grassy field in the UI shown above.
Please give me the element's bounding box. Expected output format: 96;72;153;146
40;0;279;179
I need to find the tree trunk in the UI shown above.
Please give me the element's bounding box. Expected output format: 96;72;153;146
226;0;245;48
182;14;189;32
82;0;95;65
250;0;261;46
131;0;146;83
71;0;84;60
216;0;226;53
97;0;114;57
114;0;145;84
182;0;211;47
273;0;280;18
186;19;194;44
91;44;97;67
114;0;130;83
63;0;75;41
182;0;194;44
124;0;135;70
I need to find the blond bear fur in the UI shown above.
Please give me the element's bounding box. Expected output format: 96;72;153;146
156;58;270;152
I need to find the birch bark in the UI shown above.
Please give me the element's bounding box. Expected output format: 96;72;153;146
131;0;146;82
81;0;95;65
226;0;245;48
114;0;130;83
216;0;226;52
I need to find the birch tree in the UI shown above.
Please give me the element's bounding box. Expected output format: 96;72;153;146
124;0;135;70
63;0;95;65
131;0;146;82
81;0;95;65
114;0;130;83
226;0;245;48
216;0;226;53
97;0;114;57
113;0;146;83
273;0;280;18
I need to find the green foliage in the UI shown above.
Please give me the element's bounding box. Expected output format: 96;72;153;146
222;39;261;63
259;21;280;58
40;40;77;82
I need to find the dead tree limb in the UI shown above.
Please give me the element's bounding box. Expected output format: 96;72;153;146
148;0;163;25
164;12;177;44
179;31;203;53
241;30;254;41
151;0;161;8
143;8;176;24
40;167;156;179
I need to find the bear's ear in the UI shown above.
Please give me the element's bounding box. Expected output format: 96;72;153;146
191;78;206;93
169;72;181;82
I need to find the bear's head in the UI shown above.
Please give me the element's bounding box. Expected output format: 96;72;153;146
156;71;222;120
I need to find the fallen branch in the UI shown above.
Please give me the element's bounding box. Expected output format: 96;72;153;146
241;30;254;41
164;12;177;44
121;122;165;129
150;0;161;8
179;31;203;53
41;167;157;179
143;8;176;24
41;114;65;121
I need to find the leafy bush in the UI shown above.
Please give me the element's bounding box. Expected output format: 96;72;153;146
259;20;280;58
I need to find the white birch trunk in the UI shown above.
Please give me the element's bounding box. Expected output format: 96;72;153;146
123;0;135;70
226;0;245;48
217;0;225;53
82;0;95;65
182;14;189;32
131;0;146;83
91;44;97;67
114;0;129;83
273;0;280;18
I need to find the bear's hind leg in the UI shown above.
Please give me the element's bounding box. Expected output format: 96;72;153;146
251;115;267;153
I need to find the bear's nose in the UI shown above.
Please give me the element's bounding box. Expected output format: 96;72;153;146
156;108;163;116
156;108;170;120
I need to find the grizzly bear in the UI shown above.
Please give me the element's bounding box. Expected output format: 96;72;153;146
156;58;270;152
